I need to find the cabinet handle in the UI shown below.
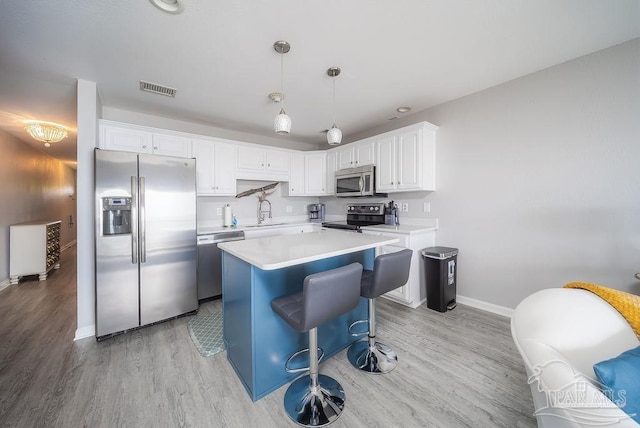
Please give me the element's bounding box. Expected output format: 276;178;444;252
142;145;147;149
153;146;158;150
261;163;264;166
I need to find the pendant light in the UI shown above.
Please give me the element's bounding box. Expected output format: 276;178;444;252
273;41;291;135
326;67;342;145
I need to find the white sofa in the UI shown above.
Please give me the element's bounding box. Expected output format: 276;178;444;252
511;288;639;427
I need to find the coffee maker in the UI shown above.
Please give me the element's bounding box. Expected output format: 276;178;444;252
308;204;325;222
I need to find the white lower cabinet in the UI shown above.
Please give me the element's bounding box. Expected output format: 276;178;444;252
361;229;435;308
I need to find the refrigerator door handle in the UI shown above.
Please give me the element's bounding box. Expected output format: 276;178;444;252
140;176;146;263
131;176;138;264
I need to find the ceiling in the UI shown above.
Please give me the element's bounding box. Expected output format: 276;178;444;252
1;1;638;167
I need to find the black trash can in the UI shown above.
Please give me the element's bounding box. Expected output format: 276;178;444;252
421;247;458;312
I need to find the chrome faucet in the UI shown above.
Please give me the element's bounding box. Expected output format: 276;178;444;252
257;190;274;224
258;199;272;224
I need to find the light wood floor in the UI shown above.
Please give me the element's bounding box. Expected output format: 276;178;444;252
0;246;536;427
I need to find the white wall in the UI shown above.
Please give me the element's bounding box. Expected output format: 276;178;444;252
75;79;101;340
351;39;640;308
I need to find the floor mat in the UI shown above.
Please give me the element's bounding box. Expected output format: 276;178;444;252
187;311;225;357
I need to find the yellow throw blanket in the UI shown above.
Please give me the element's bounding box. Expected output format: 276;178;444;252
564;282;640;339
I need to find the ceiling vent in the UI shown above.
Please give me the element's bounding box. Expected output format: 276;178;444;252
139;81;177;97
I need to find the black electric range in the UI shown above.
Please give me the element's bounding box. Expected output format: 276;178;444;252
322;203;386;233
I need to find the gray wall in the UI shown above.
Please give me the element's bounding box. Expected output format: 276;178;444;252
0;129;77;284
349;39;640;308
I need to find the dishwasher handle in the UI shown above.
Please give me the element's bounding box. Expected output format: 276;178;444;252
198;231;245;245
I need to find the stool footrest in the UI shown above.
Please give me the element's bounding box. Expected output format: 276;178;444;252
285;347;325;374
348;319;369;337
347;340;398;374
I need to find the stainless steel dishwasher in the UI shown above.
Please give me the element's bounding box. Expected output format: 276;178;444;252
197;230;245;301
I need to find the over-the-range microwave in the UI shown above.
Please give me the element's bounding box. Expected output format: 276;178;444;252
335;165;386;197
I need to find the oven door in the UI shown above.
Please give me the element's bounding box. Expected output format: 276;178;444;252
335;173;364;197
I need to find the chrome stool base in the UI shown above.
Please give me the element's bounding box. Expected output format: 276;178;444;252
347;340;398;374
283;374;345;427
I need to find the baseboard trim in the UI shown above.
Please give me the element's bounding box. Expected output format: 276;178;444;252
61;240;77;252
457;295;514;318
74;324;95;341
0;278;10;293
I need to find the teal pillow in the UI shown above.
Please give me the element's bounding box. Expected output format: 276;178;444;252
593;346;640;424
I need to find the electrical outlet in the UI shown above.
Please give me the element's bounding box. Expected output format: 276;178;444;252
286;205;293;213
216;207;222;216
423;202;431;213
402;203;409;212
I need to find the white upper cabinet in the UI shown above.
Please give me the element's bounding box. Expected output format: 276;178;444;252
101;122;152;153
288;153;305;196
325;150;338;195
336;140;375;170
375;122;437;193
192;138;236;196
236;146;290;180
304;152;327;195
100;120;191;158
288;152;328;196
151;134;192;158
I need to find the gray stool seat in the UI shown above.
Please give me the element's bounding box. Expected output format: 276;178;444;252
271;262;363;427
348;249;413;374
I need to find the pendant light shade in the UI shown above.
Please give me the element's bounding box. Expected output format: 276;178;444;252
327;124;342;146
273;41;291;135
327;67;342;145
274;108;292;134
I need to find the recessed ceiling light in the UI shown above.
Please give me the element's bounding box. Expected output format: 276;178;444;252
396;107;411;113
149;0;184;14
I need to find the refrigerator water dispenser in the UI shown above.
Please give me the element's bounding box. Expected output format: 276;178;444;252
102;197;132;235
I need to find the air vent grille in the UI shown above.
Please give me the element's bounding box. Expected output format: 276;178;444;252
139;81;177;97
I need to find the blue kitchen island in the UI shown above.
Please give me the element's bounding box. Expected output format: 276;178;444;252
218;229;398;401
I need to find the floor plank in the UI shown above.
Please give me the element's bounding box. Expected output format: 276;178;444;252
0;246;536;427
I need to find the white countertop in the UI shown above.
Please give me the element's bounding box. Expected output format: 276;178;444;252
218;229;399;270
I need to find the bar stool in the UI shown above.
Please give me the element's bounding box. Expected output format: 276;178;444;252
347;249;413;374
271;262;363;427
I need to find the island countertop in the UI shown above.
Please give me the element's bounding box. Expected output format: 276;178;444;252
218;229;398;270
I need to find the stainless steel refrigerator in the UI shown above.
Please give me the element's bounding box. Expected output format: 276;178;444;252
95;149;197;339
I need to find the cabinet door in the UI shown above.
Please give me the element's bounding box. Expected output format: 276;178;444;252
102;125;152;153
212;142;236;195
326;151;338;195
237;146;265;171
192;140;216;195
397;128;421;190
375;136;397;191
152;134;192;158
337;147;356;170
305;153;327;195
355;141;375;166
266;150;290;174
288;153;305;195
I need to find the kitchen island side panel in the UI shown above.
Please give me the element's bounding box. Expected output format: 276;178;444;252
223;249;374;401
222;252;254;396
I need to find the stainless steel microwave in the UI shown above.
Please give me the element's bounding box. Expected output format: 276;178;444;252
335;165;378;197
